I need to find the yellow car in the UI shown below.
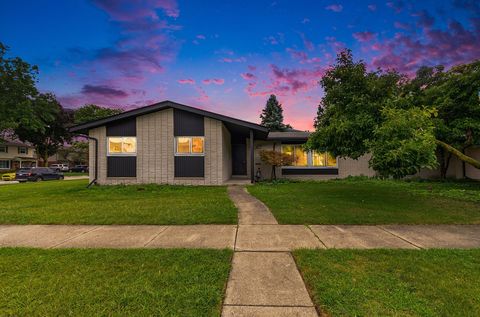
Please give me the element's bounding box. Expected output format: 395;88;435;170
1;172;16;181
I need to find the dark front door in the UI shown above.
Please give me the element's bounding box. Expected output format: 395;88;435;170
232;143;247;175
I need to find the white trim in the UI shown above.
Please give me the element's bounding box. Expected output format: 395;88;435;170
106;137;137;156
174;136;205;156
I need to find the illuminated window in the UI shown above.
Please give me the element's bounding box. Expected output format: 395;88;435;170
107;137;137;156
281;145;308;166
312;151;326;166
282;145;337;168
175;137;204;155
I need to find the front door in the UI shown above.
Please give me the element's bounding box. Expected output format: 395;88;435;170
232;143;247;175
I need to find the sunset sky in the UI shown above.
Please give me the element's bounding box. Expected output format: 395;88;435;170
2;0;479;130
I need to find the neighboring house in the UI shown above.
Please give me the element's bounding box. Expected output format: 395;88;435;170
0;140;37;170
70;100;375;185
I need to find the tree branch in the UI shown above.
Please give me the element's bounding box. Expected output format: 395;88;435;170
436;140;480;169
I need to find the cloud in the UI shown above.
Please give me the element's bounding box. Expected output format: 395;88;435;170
386;1;405;13
241;73;256;80
202;78;225;85
367;4;377;11
370;18;480;74
196;34;206;40
353;31;377;42
178;79;195;84
394;21;411;30
302;18;310;24
81;84;129;97
299;33;314;51
219;57;246;63
325;4;343;12
92;0;179;20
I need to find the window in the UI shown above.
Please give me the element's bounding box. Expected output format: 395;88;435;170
175;137;204;155
281;145;308;167
282;145;337;168
0;145;7;153
18;147;27;155
0;160;10;169
312;151;336;167
107;137;137;156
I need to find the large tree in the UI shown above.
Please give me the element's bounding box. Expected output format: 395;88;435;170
0;42;53;136
260;95;292;131
74;104;123;124
309;49;480;178
15;93;71;166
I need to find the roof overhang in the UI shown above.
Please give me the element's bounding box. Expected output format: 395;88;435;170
70;100;269;139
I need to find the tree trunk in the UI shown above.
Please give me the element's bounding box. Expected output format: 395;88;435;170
271;165;276;180
439;149;452;180
436;140;480;169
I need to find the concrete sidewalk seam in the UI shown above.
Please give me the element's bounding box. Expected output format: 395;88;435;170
50;226;102;249
143;226;170;247
379;226;423;249
306;225;328;249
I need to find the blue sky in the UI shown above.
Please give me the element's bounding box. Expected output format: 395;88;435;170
1;0;479;129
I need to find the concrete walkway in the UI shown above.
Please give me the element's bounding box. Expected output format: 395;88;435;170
224;186;318;317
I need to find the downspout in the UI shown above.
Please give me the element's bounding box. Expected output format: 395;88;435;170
77;134;98;188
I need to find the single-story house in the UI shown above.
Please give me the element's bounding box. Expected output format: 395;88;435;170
70;100;479;185
0;140;38;170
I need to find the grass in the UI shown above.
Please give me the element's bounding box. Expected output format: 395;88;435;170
248;179;480;224
0;180;237;224
294;249;480;317
0;248;232;316
63;171;89;176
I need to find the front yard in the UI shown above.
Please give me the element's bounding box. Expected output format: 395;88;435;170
0;180;237;224
0;248;232;316
294;249;480;316
248;179;480;224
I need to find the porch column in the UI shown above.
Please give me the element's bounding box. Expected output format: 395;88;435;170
250;129;254;183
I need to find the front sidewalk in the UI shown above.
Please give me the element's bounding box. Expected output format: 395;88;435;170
1;224;479;249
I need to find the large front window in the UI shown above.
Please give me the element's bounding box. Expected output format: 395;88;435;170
282;145;336;167
107;137;137;156
175;137;205;155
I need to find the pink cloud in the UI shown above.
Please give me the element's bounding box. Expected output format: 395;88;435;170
178;79;195;84
353;31;377;42
368;4;377;11
220;57;246;63
325;4;343;12
92;0;179;20
394;21;411;30
370;19;480;74
202;78;225;85
196;34;206;39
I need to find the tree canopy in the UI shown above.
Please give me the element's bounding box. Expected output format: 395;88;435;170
260;94;292;131
74;104;123;124
309;49;480;178
0;42;54;136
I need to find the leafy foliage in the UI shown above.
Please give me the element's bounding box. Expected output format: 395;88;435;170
260;94;292;131
0;42;52;135
309;49;402;159
15;93;72;166
368;107;438;178
309;49;480;178
74;104;123;124
259;149;294;180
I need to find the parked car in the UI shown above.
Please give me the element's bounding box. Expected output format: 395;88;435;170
50;163;70;172
1;172;15;181
16;167;64;182
70;165;89;173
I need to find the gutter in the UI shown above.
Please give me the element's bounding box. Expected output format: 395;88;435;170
76;134;98;188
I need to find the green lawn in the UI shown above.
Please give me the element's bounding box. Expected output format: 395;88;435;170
0;248;232;316
294;249;480;317
248;180;480;224
0;180;237;224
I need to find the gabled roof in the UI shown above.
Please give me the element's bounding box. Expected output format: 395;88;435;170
70;100;268;137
